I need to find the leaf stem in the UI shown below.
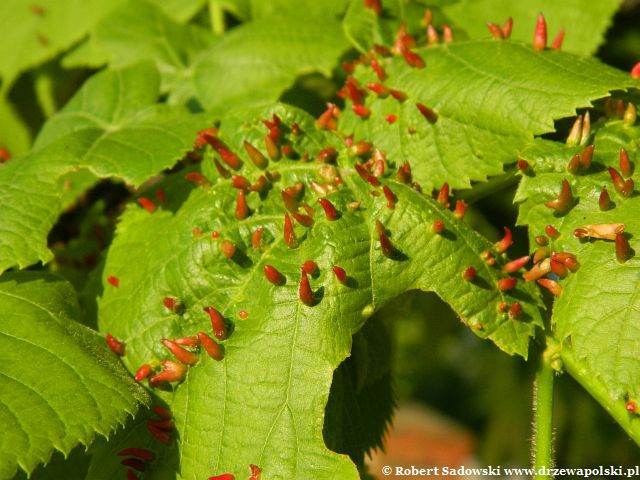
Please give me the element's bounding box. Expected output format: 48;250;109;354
209;0;225;35
533;350;554;479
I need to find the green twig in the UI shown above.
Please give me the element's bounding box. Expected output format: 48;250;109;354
209;0;225;35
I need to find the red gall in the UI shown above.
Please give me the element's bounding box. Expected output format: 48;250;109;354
437;183;450;207
550;259;568;278
454;200;467;220
551;29;565;50
299;271;315;306
626;401;638;413
495;227;513;253
545;224;560;238
631;62;640;79
497;277;517;291
579;144;594;169
292;212;314;227
213;158;230;178
235;190;249;220
121;458;146;472
370;59;386;80
174;336;199;347
301;260;319;276
580;111;591;145
264;134;280;160
198;332;224;361
535;235;548;246
533;13;547;51
442;25;453;43
208;474;235;480
609;167;634;197
106;334;125;356
252;227;264;249
462;266;477;281
250;464;262;480
427;24;439;45
150;360;187;385
243;140;268;169
544;179;573;214
352;104;371;119
508;302;522;319
503;256;530;273
147;423;171;444
153;405;172;419
537;278;562;297
432;220;445;234
107;275;119;287
118;448;155;462
366;82;389;97
318;198;339;220
507;302;522;319
134;364;152;382
333;266;347;284
284;213;298;248
616;232;632;263
204;306;228;341
502;18;513;38
486;22;503;40
517;159;530;172
185;172;209;187
161;339;198;366
316;146;337;163
399;45;425;69
620;148;632;177
416;103;438;123
523;258;551;281
533;246;550;264
264;265;285;285
376;220;394;257
566;115;582;146
219;240;236;259
137;197;156;213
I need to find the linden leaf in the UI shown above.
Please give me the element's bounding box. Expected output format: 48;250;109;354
515;117;640;445
98;104;544;479
0;63;208;274
0;271;147;479
340;40;637;192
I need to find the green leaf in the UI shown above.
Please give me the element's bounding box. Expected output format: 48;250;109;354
189;15;349;111
0;271;147;479
88;0;214;95
514;117;640;444
98;104;543;479
340;41;636;191
0;63;208;273
444;0;621;56
0;0;124;90
0;95;32;156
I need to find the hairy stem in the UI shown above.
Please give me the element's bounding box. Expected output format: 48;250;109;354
533;352;554;479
